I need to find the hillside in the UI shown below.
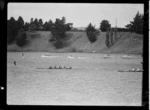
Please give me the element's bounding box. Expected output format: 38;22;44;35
7;31;143;54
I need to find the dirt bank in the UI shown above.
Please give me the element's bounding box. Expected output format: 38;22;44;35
7;31;143;54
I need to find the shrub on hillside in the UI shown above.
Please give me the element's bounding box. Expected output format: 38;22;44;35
53;40;64;49
70;47;77;52
87;31;97;43
105;31;110;48
86;23;99;43
16;28;28;47
49;38;55;42
50;17;73;48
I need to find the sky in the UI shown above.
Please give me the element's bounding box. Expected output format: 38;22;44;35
8;3;144;28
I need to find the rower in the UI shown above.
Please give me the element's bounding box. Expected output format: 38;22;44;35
59;65;62;69
49;66;52;69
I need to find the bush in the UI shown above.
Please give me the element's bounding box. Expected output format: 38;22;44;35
87;31;97;43
105;31;110;48
70;47;77;52
53;40;64;49
86;23;98;43
28;24;37;32
16;28;28;47
7;17;19;44
50;17;73;48
49;38;55;42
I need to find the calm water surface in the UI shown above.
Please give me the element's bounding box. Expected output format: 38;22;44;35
7;52;142;106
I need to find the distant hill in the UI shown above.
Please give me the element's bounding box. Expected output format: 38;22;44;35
7;31;143;54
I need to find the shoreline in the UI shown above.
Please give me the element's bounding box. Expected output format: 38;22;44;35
7;51;142;55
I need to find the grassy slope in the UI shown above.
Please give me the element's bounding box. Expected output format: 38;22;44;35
7;31;143;54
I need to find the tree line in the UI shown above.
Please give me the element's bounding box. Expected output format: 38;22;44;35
104;11;143;48
7;11;143;48
7;16;73;48
7;16;27;46
85;11;143;46
125;11;143;34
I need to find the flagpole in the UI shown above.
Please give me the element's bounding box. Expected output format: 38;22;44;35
116;18;117;28
115;18;117;41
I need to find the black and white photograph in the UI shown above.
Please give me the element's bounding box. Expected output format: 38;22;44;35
7;3;144;106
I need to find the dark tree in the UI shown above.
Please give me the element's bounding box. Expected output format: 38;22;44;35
100;20;111;32
43;21;48;31
110;29;113;45
7;16;25;44
86;23;99;43
125;11;143;34
16;28;28;47
17;16;24;29
51;18;66;41
133;12;143;34
24;22;30;31
105;31;110;48
65;23;73;31
7;17;18;44
28;24;37;32
38;19;43;26
43;20;53;31
47;20;53;31
33;18;39;30
30;18;34;25
38;19;43;30
125;24;133;32
50;16;72;48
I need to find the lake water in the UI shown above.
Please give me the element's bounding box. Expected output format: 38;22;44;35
7;52;143;106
